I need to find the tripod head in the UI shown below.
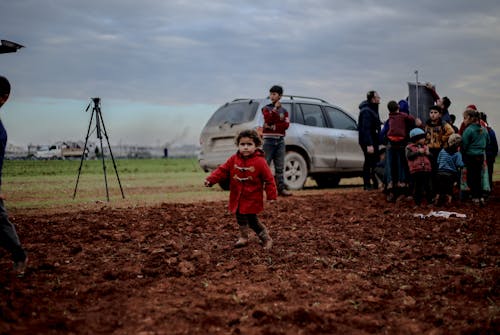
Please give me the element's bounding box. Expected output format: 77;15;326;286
85;97;101;112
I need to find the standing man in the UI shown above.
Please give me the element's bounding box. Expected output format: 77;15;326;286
262;85;291;196
358;90;382;190
0;75;28;276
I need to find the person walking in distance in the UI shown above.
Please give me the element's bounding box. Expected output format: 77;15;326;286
262;85;292;196
358;90;381;190
0;75;28;276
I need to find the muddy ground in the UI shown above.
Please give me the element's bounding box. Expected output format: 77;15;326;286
1;184;499;335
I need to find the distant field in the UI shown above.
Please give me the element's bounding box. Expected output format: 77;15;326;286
2;158;228;211
2;157;499;212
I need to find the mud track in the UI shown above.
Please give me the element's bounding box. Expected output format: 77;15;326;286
1;185;499;334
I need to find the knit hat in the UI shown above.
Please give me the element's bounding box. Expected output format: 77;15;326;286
409;128;425;142
448;133;462;147
398;99;409;114
466;104;477;111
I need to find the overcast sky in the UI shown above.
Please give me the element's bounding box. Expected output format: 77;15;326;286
1;0;499;147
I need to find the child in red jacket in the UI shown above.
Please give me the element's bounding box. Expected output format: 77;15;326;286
205;129;277;249
406;128;433;207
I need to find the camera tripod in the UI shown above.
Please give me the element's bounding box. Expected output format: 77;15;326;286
73;97;125;201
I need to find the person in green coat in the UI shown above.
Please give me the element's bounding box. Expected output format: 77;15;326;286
461;108;490;205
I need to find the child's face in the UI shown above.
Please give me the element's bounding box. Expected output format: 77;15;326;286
463;114;471;125
238;137;257;157
269;92;281;104
429;109;440;121
417;137;426;145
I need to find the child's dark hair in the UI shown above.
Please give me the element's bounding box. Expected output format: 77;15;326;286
429;105;442;113
387;100;399;113
269;85;283;96
442;96;451;108
236;129;262;147
0;76;11;97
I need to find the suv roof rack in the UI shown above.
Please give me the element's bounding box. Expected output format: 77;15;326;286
231;96;330;104
282;95;329;103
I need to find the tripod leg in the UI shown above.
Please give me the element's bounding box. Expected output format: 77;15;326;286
73;109;95;199
96;110;110;201
99;110;125;199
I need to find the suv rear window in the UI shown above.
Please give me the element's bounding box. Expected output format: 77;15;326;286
206;101;259;126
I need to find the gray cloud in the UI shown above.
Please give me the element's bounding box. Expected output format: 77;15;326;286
1;0;500;145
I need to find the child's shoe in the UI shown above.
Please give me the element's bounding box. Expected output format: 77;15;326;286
234;225;249;248
258;229;273;250
13;257;28;277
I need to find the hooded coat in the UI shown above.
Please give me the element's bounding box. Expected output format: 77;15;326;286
206;149;277;214
358;100;381;148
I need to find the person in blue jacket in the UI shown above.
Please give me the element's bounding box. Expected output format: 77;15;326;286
0;75;28;276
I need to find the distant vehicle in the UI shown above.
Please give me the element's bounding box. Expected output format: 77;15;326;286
35;142;85;160
198;95;364;190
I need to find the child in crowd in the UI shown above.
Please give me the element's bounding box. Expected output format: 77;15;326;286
406;128;433;207
461;109;490;205
480;112;498;192
205;129;277;249
384;100;418;202
435;134;464;205
424;105;455;198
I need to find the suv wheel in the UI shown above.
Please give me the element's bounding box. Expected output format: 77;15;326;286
284;151;308;190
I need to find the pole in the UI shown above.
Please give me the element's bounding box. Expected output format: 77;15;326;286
414;70;419;119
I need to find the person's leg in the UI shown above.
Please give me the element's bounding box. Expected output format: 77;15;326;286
234;211;250;248
247;214;272;249
0;199;27;275
466;155;483;200
487;156;494;191
263;138;276;167
413;173;423;206
385;145;394;189
369;149;379;189
273;137;287;193
362;147;371;189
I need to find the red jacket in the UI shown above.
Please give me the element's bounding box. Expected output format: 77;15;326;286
406;143;432;174
262;103;290;137
206;149;277;214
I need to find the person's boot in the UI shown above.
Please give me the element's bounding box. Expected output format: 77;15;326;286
234;225;249;248
258;228;273;250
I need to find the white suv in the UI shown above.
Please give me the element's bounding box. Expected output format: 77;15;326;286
198;95;364;190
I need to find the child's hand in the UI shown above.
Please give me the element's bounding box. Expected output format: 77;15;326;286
274;101;281;110
204;180;213;187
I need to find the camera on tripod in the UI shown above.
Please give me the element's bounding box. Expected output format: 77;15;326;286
92;97;100;105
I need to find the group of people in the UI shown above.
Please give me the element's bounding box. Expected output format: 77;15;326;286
358;87;498;207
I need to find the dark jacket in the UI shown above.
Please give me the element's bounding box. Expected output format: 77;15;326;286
0;120;7;191
358;100;380;148
486;127;498;159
